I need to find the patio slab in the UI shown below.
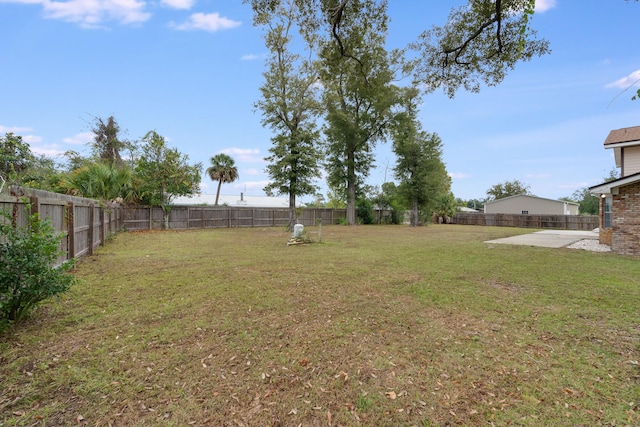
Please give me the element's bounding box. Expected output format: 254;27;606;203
485;230;599;248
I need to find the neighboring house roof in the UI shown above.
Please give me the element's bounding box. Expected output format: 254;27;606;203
458;206;480;213
604;126;640;168
172;194;299;208
484;194;578;206
604;125;640;146
589;171;640;196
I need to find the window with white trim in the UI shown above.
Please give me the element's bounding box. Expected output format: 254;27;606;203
603;197;612;229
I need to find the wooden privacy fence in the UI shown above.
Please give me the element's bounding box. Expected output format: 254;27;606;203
0;186;123;265
122;206;349;230
453;212;599;230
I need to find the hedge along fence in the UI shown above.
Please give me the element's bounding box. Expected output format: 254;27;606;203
453;212;599;230
121;205;349;230
0;186;123;266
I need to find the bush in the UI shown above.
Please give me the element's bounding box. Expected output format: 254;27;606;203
0;206;75;331
356;198;375;225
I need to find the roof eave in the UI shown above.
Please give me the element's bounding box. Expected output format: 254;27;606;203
589;172;640;196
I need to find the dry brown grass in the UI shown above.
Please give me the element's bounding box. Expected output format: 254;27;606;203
1;225;639;426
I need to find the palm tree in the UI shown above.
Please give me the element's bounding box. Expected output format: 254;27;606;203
206;153;239;206
60;161;134;202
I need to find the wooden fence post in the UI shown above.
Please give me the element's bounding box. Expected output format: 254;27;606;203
67;202;75;259
29;195;39;217
88;203;95;256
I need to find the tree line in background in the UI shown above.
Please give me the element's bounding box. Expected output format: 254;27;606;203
249;0;550;227
456;173;619;216
3;1;628;228
0;119;204;228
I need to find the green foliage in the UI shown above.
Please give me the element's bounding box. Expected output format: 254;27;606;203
319;0;398;225
304;193;327;208
247;1;552;224
356;197;375;224
89;115;134;167
207;153;239;206
568;170;620;215
570;188;599;215
0;133;63;191
433;192;457;219
0;206;75;331
136;131;202;208
19;155;63;192
0;133;36;184
373;182;405;224
392;89;450;226
486;179;531;200
356;392;373;411
60;161;134;201
456;198;485;210
411;0;550;97
248;1;550;100
255;2;322;224
325;184;347;209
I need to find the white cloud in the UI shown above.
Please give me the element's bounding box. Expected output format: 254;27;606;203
0;125;32;133
63;132;94;145
534;0;556;13
525;173;551;179
0;0;151;28
170;12;241;32
31;144;66;157
38;0;151;28
240;54;260;61
449;172;472;179
605;69;640;89
246;168;259;175
161;0;193;9
22;135;43;144
220;147;263;163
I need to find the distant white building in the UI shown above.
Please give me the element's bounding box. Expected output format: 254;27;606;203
458;206;480;213
484;194;579;215
172;193;300;208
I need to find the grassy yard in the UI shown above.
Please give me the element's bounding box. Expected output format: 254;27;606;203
1;225;639;426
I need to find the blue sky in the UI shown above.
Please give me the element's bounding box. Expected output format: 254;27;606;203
1;0;639;202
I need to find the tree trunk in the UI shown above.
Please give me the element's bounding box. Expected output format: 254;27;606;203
288;193;296;231
346;152;356;225
411;199;419;227
161;205;170;229
347;184;356;225
214;179;222;206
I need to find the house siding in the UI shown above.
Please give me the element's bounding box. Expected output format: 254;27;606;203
611;181;640;255
622;145;640;177
484;195;578;215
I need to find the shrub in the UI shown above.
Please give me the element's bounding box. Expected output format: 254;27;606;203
356;198;375;224
0;206;75;331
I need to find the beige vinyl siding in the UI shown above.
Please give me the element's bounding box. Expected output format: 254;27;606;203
622;145;640;176
484;195;578;215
